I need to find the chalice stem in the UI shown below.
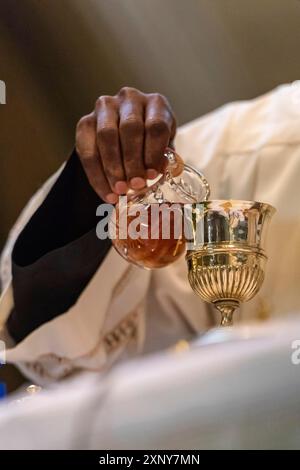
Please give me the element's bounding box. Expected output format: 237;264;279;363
214;300;239;327
220;310;233;327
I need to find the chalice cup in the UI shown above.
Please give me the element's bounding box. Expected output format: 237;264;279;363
185;200;276;326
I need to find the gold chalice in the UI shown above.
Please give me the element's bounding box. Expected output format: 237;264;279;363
185;200;276;326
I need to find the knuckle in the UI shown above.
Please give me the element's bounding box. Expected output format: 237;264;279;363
151;92;166;102
148;92;169;107
76;114;95;132
77;149;95;162
124;154;144;171
95;95;114;108
101;154;124;182
124;155;142;168
105;166;123;182
146;118;170;136
119;117;144;135
147;93;175;121
118;86;139;97
97;125;118;143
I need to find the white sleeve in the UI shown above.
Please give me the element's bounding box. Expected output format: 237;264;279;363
0;166;151;384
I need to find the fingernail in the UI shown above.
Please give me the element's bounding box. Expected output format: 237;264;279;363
106;193;118;204
146;169;158;180
130;177;146;190
114;181;128;194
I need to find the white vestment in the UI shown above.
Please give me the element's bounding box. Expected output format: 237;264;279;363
0;83;300;384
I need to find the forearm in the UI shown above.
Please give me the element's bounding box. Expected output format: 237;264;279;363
6;150;111;343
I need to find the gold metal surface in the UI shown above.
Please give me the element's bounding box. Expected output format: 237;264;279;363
185;200;276;326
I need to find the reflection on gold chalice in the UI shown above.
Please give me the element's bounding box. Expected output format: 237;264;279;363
185;200;276;326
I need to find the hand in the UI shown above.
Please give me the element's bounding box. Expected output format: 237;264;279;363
75;87;176;203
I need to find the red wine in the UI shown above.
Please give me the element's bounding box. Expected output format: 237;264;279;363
112;203;185;269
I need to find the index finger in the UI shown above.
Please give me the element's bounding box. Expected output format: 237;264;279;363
144;94;176;173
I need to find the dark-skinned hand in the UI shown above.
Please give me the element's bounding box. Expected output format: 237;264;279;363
75;87;176;203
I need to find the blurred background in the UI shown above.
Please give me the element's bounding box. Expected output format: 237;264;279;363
1;0;300;248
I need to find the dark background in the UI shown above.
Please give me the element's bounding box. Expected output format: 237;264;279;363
1;0;300;248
